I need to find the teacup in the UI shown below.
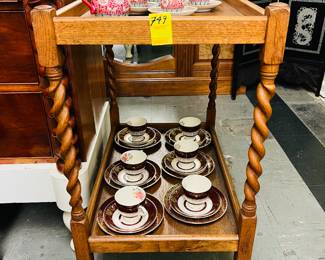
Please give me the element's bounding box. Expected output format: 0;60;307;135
174;139;199;163
179;117;201;137
182;175;212;200
120;150;147;181
126;117;147;142
114;186;146;214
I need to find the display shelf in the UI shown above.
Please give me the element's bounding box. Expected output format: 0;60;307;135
88;124;239;253
30;1;290;259
53;0;267;45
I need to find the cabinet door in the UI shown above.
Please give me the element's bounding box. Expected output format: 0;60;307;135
0;93;52;159
0;10;38;83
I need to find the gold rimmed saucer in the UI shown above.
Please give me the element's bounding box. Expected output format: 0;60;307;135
115;127;162;151
164;184;227;224
104;160;161;189
165;128;211;149
161;151;215;179
97;194;164;235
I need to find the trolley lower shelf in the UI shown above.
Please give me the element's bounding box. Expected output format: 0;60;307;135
87;124;240;253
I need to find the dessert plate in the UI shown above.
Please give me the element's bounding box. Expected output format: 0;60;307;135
115;127;161;150
104;160;161;189
192;0;222;12
167;184;222;219
165;128;211;149
162;151;214;179
148;6;197;15
164;151;208;175
164;184;227;224
97;194;164;235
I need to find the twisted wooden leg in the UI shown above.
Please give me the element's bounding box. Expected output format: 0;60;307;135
206;44;220;129
242;64;278;217
105;45;120;126
235;64;278;260
45;67;93;260
235;3;289;259
31;5;93;259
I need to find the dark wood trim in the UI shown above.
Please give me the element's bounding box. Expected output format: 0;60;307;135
0;157;55;164
174;45;196;77
0;84;40;92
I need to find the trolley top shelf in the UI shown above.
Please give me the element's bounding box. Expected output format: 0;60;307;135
42;0;268;45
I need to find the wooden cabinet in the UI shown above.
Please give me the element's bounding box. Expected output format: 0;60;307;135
0;0;106;163
0;93;52;160
0;11;38;83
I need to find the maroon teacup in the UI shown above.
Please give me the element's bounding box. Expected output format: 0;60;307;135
182;175;212;200
120;150;147;171
126;117;147;139
174;140;199;163
114;186;146;214
179;117;201;137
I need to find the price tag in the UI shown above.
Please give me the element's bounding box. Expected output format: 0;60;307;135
148;13;173;46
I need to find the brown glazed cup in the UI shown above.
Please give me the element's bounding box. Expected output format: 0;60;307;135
120;150;147;172
182;175;212;200
114;186;146;213
179;117;201;137
126;117;147;137
174;140;199;163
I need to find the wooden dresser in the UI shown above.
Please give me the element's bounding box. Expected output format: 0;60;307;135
0;0;105;164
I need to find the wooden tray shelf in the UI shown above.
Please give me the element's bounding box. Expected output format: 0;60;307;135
88;124;239;253
30;1;290;259
54;0;267;45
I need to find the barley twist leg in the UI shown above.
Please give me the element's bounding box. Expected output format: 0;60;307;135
242;64;278;217
45;66;85;222
206;44;220;128
105;45;120;125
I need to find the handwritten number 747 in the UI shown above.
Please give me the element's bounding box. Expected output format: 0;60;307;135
151;15;167;26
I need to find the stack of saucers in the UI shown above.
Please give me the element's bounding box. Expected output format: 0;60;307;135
165;117;211;149
98;186;164;235
115;117;161;151
104;150;161;189
162;139;215;179
164;175;227;224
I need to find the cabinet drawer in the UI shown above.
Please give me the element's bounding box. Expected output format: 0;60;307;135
0;11;38;83
0;93;52;158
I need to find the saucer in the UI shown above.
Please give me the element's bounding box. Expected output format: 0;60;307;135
118;127;156;147
130;5;148;14
162;151;214;179
148;6;197;15
103;197;156;234
192;0;221;12
167;184;222;219
104;160;161;189
165;128;211;149
164;151;208;175
115;127;162;150
164;184;227;224
97;194;164;235
111;206;150;231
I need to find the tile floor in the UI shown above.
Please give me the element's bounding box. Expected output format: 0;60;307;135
1;86;325;260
